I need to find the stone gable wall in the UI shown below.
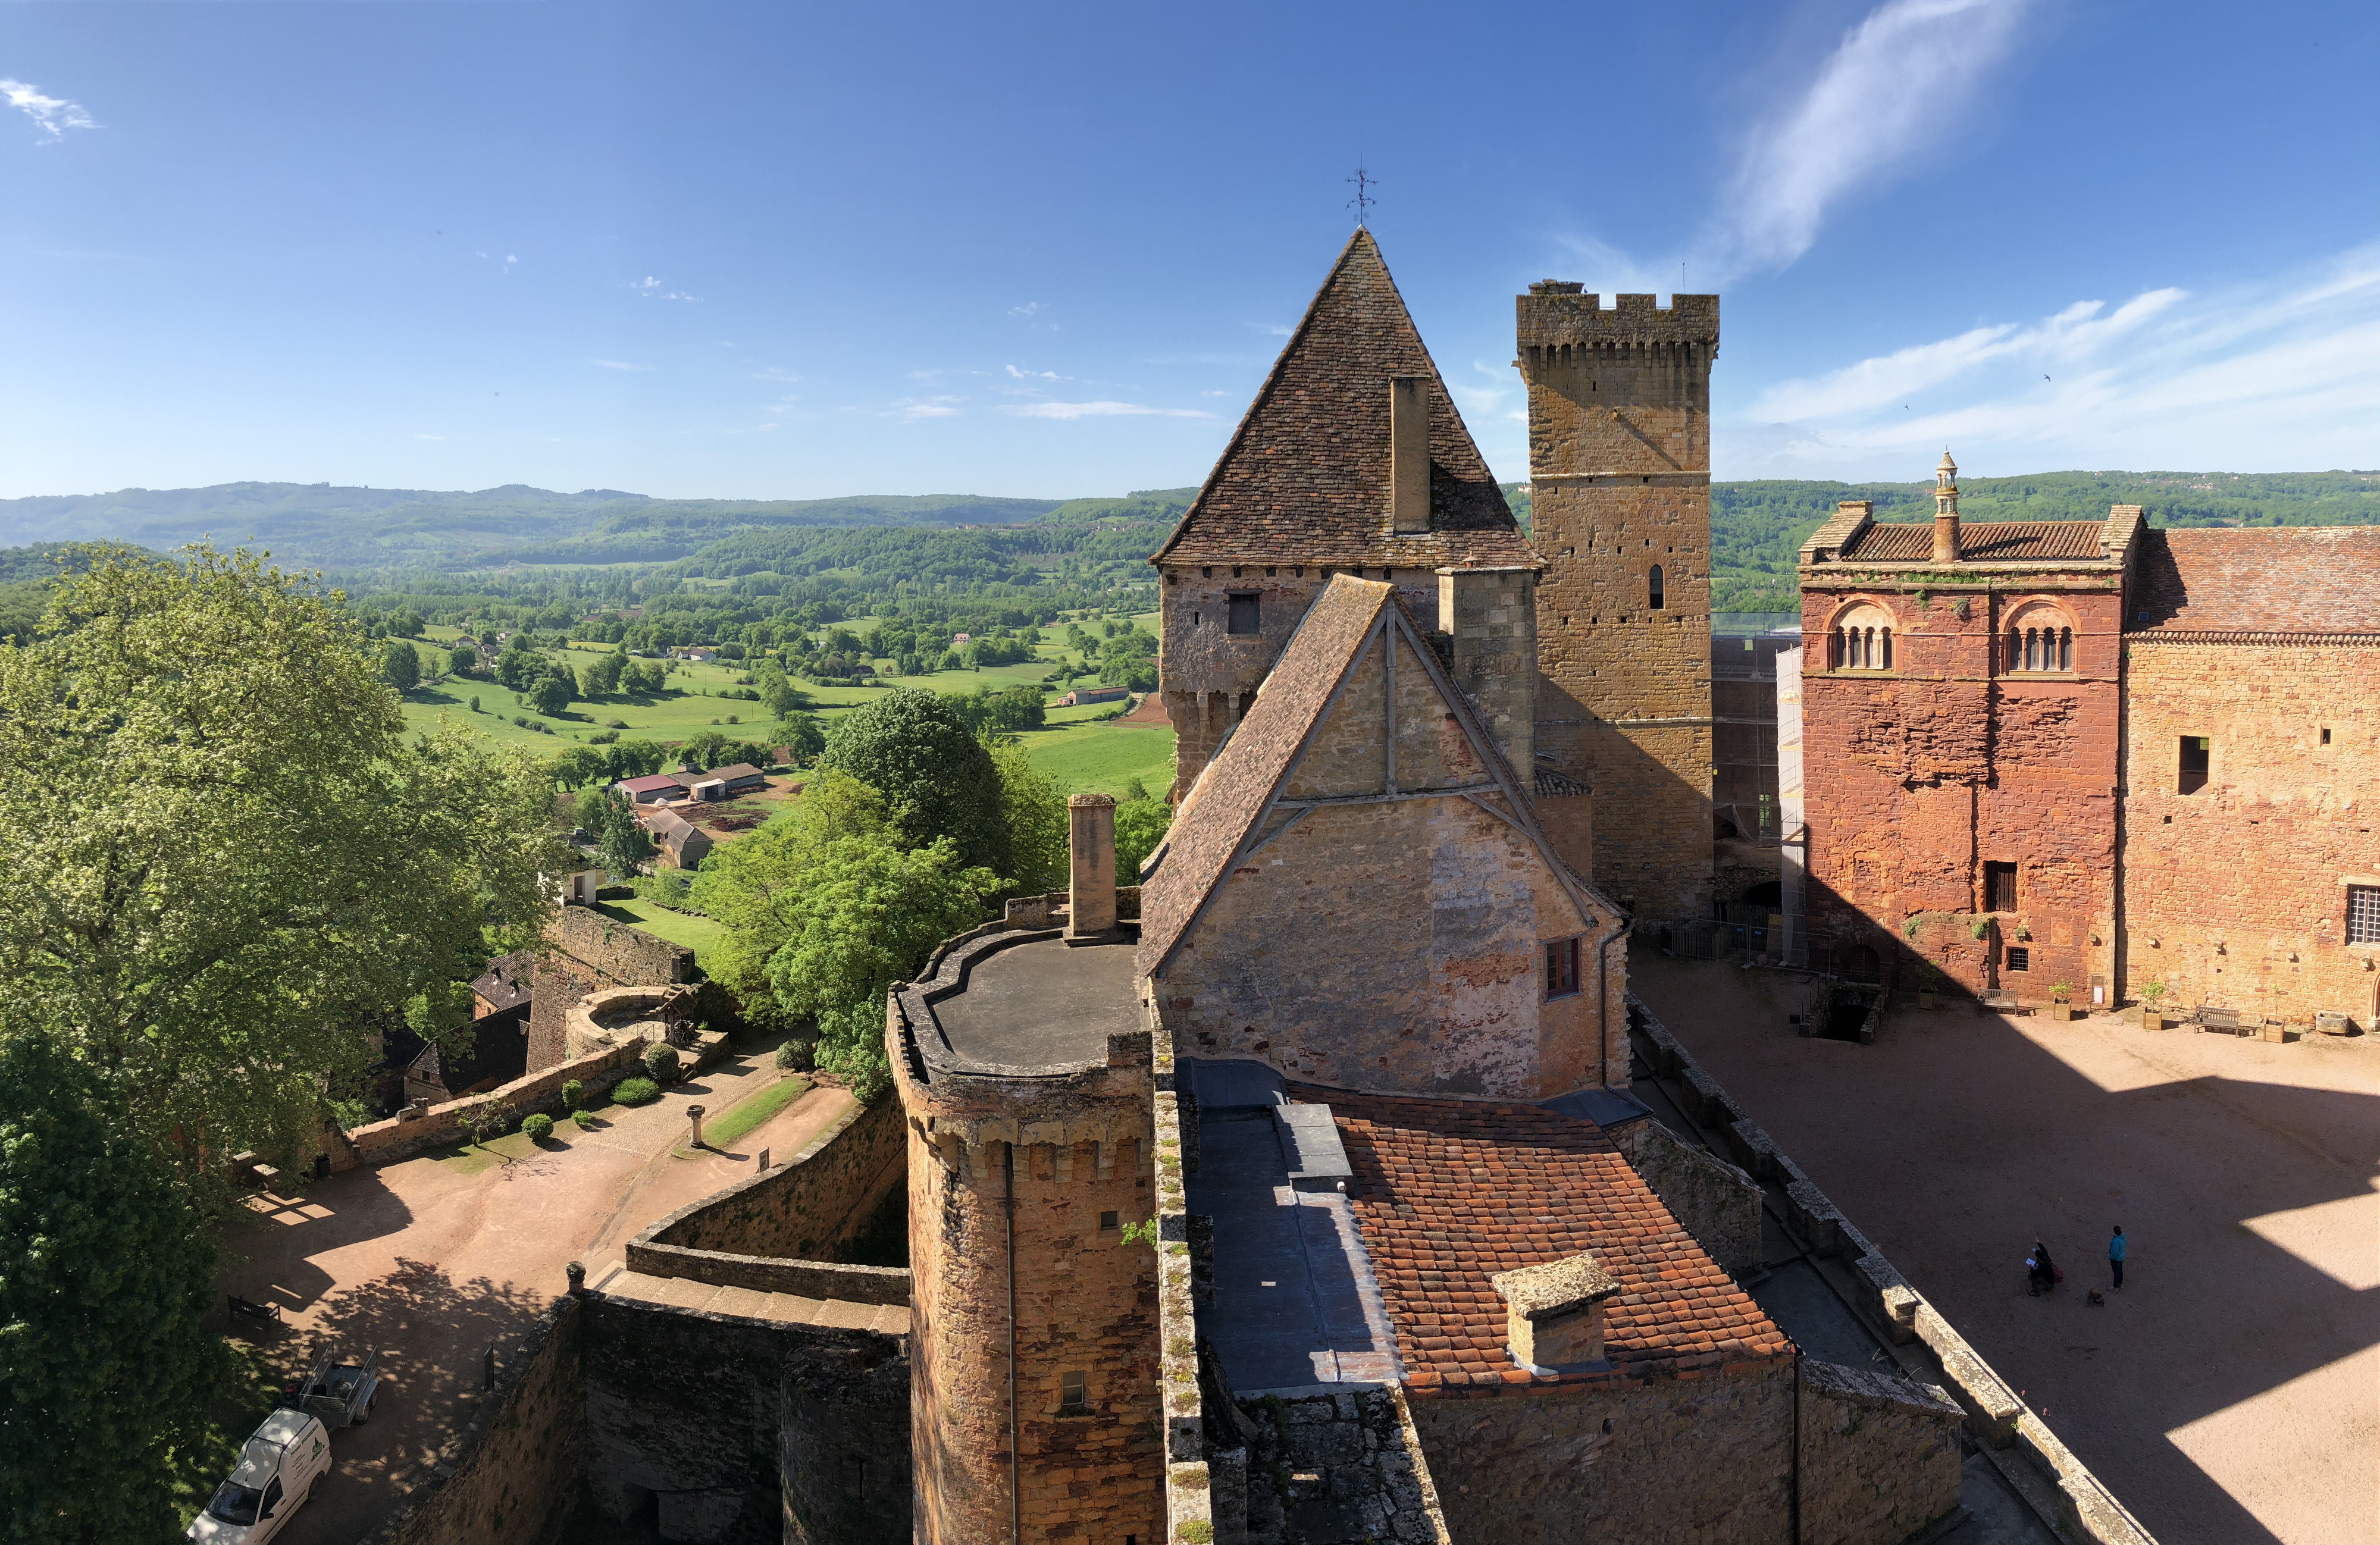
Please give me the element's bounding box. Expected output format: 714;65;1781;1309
2120;640;2380;1023
1606;1116;1762;1279
1798;1358;1964;1545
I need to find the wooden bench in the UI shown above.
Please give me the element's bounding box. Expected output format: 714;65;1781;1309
228;1293;283;1325
2196;1007;2251;1035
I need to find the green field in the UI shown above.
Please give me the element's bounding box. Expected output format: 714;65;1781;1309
1015;719;1175;797
592;898;726;964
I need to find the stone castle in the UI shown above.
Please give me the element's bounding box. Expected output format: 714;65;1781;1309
344;228;2307;1545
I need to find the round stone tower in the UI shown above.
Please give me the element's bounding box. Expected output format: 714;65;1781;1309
888;808;1161;1544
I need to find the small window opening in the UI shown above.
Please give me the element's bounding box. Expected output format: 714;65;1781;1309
2347;885;2380;945
2179;736;2210;795
1226;593;1260;635
2006;946;2031;973
1201;566;1212;579
1191;610;1200;627
1544;938;1581;998
1264;566;1276;576
1648;565;1665;609
1059;1370;1089;1416
2320;726;2332;745
1236;690;1256;720
1984;861;2018;913
1098;1210;1119;1233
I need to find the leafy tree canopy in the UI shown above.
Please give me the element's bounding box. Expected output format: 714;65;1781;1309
0;1036;226;1543
995;744;1066;896
816;687;1007;873
379;635;420;692
0;545;565;1171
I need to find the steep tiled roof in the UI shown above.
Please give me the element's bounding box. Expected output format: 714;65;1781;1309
1841;520;2108;563
1138;576;1395;976
1151;230;1536;570
1317;1089;1789;1390
469;951;531;1014
2128;526;2380;634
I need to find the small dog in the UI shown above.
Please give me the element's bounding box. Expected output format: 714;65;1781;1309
2086;1290;2106;1307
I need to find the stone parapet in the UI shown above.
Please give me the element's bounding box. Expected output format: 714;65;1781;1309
1797;1358;1964;1545
334;1038;646;1171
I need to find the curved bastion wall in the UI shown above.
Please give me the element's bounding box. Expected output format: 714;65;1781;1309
888;921;1163;1545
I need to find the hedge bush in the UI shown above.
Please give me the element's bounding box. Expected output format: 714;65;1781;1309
520;1112;555;1140
560;1079;584;1111
611;1076;660;1106
641;1042;681;1084
572;1109;596;1129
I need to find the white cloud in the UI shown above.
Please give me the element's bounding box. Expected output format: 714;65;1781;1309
1;78;97;141
1006;363;1060;381
1009;302;1046;317
634;276;661;290
887;396;965;421
1250;322;1294;338
590;359;652;372
1001;400;1212;421
633;274;700;301
1727;243;2380;477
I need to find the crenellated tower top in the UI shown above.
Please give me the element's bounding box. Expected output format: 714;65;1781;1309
1517;289;1720;355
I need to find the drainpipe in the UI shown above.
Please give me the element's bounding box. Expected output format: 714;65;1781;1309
1791;1343;1803;1545
1006;1140;1020;1545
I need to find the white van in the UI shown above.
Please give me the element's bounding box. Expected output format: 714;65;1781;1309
186;1409;331;1543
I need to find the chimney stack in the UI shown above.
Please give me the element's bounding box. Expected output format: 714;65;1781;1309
1932;450;1961;563
1390;376;1430;534
1437;564;1539;772
1493;1252;1621;1372
1066;793;1117;939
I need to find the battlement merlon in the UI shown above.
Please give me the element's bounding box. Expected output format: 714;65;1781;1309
1517;289;1720;350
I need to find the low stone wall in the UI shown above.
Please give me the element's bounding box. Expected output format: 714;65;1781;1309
1232;1387;1450;1545
1799;1358;1964;1545
630;1096;906;1280
1606;1115;1763;1279
1626;995;2157;1545
334;1039;646;1171
364;1296;587;1545
1001;883;1142;927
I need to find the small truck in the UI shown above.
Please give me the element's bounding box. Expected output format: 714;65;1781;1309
281;1344;381;1428
185;1409;331;1543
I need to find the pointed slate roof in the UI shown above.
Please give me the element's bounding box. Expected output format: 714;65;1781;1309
1151;230;1537;570
1139;575;1612;979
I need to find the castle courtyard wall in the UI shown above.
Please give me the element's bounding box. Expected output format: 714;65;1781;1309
528;905;697;1071
2119;638;2380;1023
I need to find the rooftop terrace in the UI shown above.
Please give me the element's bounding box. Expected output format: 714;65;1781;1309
919;930;1143;1075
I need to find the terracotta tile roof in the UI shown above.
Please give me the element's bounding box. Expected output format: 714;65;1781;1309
1138;576;1396;977
2129;526;2380;635
1312;1089;1789;1390
1151;230;1536;570
1841;520;2108;563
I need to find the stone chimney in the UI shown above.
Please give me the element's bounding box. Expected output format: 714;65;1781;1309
1437;563;1539;772
1066;793;1117;939
1932;450;1961;563
1390;375;1430;534
1492;1252;1621;1371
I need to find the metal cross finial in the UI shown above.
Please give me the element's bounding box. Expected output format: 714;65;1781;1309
1346;157;1377;227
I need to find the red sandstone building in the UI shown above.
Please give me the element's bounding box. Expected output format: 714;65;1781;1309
1796;455;2380;1024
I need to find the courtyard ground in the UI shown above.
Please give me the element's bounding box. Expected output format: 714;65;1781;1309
1629;949;2378;1545
208;1037;855;1545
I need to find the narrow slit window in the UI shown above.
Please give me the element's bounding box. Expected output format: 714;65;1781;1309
2059;627;2072;669
1544;937;1580;999
2179;736;2210;794
1880;628;1893;669
1648;565;1665;609
2320;726;2332;745
1058;1370;1089;1416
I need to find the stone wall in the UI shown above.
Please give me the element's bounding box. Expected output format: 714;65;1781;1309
2120;638;2380;1024
333;1038;645;1171
1797;1358;1964;1545
1405;1359;1795;1544
529;904;697;1071
628;1096;910;1303
1798;578;2124;998
1233;1388;1450;1545
580;1292;911;1545
1605;1115;1762;1280
365;1296;587;1545
1521;289;1718;922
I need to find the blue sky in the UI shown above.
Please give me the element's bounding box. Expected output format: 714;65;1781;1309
4;0;2375;500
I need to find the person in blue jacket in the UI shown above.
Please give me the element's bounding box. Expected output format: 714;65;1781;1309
2109;1225;2126;1289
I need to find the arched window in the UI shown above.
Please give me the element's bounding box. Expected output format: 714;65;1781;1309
1649;565;1664;609
2004;604;2077;673
1830;601;1897;671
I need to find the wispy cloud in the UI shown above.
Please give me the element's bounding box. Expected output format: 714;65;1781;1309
1729;243;2380;477
2;78;97;141
887;396;965;421
1009;302;1046;317
1250;322;1294;338
590;359;652;372
411;433;445;441
1002;400;1212;421
1006;363;1060;381
633;274;700;301
753;366;801;383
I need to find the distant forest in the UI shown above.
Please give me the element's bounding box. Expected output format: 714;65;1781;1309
3;469;2373;642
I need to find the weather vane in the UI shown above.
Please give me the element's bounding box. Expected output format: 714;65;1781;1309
1346;157;1377;227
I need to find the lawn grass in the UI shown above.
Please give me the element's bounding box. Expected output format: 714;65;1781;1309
591;898;726;964
1017;719;1175;797
674;1073;811;1158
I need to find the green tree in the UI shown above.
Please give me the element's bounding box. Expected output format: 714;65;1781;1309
1114;794;1173;886
0;1036;227;1543
581;650;625;697
446;643;477;678
529;669;573;718
386;605;424;638
553;746;609;789
994;744;1066;895
773;712;826;766
380;636;421;692
595;791;650;878
0;545;563;1170
575;786;609;834
682;728;729;770
692;772;1000;1099
818;687;1007;872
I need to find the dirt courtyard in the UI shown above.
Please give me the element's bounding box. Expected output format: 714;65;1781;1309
1630;950;2378;1545
210;1039;854;1545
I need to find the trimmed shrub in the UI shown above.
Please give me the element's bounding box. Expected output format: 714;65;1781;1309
560;1079;584;1110
774;1039;815;1072
611;1076;660;1106
641;1042;681;1084
572;1109;596;1129
521;1112;555;1140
